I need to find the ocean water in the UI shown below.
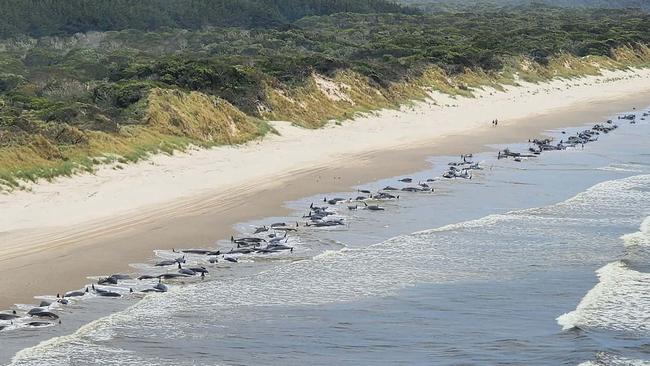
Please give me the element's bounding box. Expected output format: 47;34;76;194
1;110;649;365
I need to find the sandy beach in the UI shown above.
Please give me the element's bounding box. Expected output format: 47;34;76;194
2;68;650;309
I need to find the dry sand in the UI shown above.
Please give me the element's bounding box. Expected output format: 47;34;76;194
1;68;650;308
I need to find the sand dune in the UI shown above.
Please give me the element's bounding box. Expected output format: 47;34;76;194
1;67;650;308
3;68;650;233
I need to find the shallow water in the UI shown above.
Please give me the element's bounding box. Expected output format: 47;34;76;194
1;110;649;365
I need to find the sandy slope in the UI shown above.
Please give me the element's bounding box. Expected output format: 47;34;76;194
1;68;650;308
3;68;650;233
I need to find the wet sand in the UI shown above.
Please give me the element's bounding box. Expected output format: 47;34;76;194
1;76;650;309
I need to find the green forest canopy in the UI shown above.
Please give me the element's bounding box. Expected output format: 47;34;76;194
397;0;650;12
0;0;414;38
1;5;648;125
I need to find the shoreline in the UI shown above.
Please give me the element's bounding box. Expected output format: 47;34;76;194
2;68;650;309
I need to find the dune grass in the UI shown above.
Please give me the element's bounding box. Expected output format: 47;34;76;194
0;89;273;190
2;48;650;191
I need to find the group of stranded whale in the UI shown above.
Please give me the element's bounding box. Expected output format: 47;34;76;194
497;116;635;162
0;109;645;332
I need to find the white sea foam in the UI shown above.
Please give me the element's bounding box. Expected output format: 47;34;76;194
621;216;650;247
557;261;650;334
597;163;647;173
579;353;650;366
548;175;650;220
558;215;650;337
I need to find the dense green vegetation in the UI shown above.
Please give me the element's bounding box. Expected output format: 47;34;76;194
0;0;413;38
534;0;648;9
398;0;650;12
1;1;650;188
